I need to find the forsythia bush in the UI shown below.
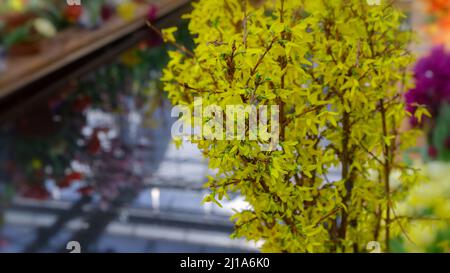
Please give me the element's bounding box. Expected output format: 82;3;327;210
161;0;425;252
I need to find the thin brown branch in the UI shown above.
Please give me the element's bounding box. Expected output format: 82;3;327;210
147;22;195;58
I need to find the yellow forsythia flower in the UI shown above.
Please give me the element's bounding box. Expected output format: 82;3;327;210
161;27;178;43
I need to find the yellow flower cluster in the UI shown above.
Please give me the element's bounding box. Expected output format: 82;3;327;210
395;162;450;252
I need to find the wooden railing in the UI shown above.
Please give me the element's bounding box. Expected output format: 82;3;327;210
0;0;190;99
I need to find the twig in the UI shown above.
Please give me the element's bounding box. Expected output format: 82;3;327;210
147;22;195;58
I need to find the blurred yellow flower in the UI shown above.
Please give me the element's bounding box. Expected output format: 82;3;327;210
31;158;42;170
117;1;137;21
9;0;26;12
394;161;450;252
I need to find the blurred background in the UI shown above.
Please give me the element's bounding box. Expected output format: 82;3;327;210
0;0;448;253
0;0;256;253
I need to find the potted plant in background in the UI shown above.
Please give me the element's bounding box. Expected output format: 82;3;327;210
1;11;57;56
13;18;56;56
